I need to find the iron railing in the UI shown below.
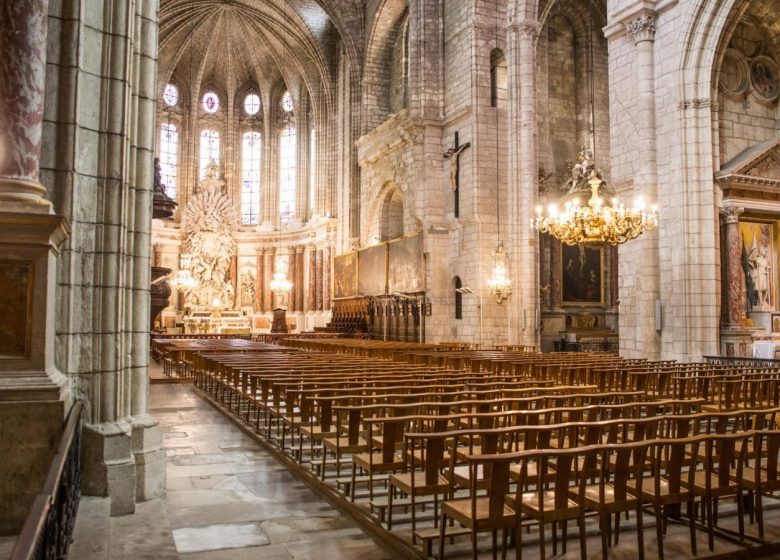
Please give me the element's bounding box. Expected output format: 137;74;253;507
11;400;83;560
703;355;780;367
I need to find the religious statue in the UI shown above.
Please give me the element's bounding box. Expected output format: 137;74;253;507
444;141;471;192
747;236;772;309
180;162;237;310
240;269;256;308
561;146;602;194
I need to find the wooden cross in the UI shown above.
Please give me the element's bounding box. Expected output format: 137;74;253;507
444;131;471;218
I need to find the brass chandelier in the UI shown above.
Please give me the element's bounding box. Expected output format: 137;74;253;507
486;243;512;303
533;173;658;246
532;18;658;246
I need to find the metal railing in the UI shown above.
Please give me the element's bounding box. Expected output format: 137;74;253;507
11;400;83;560
703;355;780;367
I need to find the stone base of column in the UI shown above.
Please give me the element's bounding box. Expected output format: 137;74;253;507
719;327;754;358
0;212;69;402
130;414;166;501
82;421;137;516
0;178;53;214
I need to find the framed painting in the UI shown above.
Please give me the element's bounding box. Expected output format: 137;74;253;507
0;261;33;358
771;313;780;334
561;245;604;306
333;252;357;298
740;220;776;311
388;234;424;294
358;244;388;296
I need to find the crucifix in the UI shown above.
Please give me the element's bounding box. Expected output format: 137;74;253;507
444;131;471;218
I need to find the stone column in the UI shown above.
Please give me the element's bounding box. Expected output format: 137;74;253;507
287;247;296;312
307;245;316;312
256;248;265;311
506;13;540;346
323;245;332;311
295;246;305;311
0;0;53;213
315;248;324;311
720;207;745;327
624;14;661;358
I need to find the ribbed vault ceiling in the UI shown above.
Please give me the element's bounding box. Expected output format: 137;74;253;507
158;0;365;111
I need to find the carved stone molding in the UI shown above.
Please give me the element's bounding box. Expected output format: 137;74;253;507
509;19;540;39
627;15;656;43
719;206;744;225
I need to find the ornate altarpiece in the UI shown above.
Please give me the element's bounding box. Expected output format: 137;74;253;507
180;162;237;310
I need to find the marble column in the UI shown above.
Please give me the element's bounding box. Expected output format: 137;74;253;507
307;246;316;312
315;248;324;311
288;247;297;312
0;0;53;213
295;246;305;311
507;12;540;346
720;207;745;327
257;248;265;311
323;245;332;311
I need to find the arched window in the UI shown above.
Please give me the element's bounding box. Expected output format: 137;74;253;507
454;276;463;320
490;49;507;108
279;124;297;224
281;91;294;113
202;91;220;113
199;129;220;179
309;128;316;213
241;131;262;225
244;93;261;116
163;84;179;107
159;123;178;199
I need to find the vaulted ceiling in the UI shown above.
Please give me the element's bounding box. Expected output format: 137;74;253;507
158;0;366;111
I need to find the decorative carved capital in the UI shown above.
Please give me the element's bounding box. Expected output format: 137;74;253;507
509;19;540;39
627;15;656;44
719;206;744;225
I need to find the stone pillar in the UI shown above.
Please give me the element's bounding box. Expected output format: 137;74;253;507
287;247;297;312
264;247;275;310
315;248;324;311
307;245;316;312
623;14;661;358
720;207;745;328
323;245;332;311
256;248;265;311
295;246;305;311
0;0;53;214
506;13;540;346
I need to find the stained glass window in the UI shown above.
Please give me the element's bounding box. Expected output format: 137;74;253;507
281;91;294;113
202;91;220;113
159;123;178;199
279;124;296;224
241;131;262;225
244;93;261;116
199;129;220;179
163;84;179;107
309;128;316;213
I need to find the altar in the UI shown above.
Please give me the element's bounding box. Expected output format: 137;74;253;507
183;311;251;335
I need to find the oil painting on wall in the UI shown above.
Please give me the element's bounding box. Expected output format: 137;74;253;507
740;220;775;311
358;244;388;296
561;245;603;305
334;252;357;298
388;235;424;294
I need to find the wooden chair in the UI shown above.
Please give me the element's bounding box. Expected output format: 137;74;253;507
687;431;750;551
738;430;780;539
438;452;519;560
508;447;588;560
388;431;453;543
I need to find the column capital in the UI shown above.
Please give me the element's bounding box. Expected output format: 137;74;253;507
719;206;744;225
508;19;540;39
627;15;656;44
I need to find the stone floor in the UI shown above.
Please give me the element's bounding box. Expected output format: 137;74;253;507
69;380;397;560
